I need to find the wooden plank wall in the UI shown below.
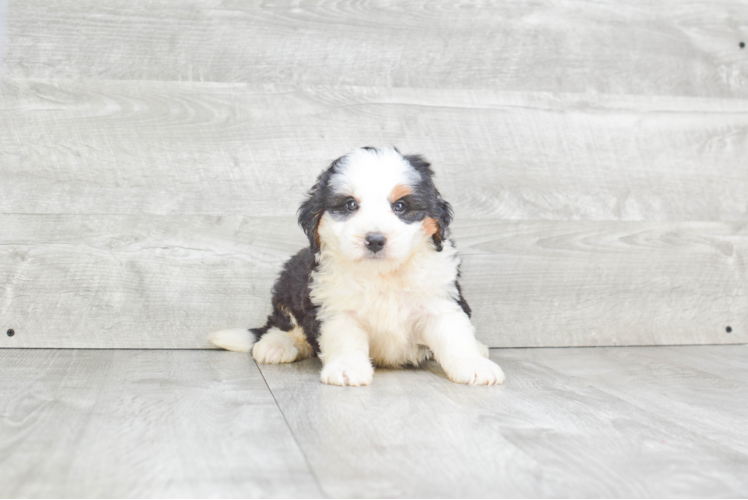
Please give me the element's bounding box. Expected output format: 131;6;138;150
1;0;747;348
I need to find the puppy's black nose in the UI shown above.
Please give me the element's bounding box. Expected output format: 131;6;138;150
365;232;386;253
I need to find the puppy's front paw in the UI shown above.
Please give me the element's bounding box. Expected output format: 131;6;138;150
320;360;374;387
443;356;506;386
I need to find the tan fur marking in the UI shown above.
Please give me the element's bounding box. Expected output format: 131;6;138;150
280;309;313;359
389;184;413;203
288;326;314;360
315;218;323;249
280;306;298;327
423;217;439;236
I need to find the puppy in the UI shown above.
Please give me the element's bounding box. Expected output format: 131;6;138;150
210;147;505;386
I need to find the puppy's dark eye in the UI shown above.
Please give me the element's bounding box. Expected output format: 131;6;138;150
393;200;406;213
346;199;358;211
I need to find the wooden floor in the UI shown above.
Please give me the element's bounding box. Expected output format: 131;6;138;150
1;345;747;498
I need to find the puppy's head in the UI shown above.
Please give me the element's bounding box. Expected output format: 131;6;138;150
298;147;452;268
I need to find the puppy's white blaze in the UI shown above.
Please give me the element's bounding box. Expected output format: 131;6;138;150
209;328;255;352
330;147;420;196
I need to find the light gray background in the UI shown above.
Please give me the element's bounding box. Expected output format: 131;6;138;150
2;0;746;349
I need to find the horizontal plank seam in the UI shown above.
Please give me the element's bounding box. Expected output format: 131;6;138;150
2;215;747;224
2;343;748;351
6;77;748;103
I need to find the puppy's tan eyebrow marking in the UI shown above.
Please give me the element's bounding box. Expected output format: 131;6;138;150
423;217;438;236
389;184;412;203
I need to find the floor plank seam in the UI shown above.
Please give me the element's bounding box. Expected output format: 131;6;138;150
255;360;329;499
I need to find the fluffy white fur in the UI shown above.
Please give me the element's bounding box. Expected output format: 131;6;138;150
209;328;255;353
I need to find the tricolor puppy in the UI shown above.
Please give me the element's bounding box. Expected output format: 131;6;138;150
210;147;505;386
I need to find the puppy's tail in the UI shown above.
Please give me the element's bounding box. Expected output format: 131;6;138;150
209;328;258;353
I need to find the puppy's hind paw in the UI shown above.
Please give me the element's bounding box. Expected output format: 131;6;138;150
444;356;506;386
320;360;374;387
252;329;300;364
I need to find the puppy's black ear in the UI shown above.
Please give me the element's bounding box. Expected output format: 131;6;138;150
298;163;337;253
402;153;452;251
298;183;325;253
432;193;453;252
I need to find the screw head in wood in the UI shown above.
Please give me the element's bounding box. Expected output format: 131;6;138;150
726;326;732;333
6;329;14;337
741;42;745;49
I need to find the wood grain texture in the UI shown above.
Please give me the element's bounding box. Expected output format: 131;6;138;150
0;215;298;349
4;0;748;98
0;349;322;498
257;346;748;498
2;79;748;220
512;346;748;456
0;1;4;81
456;219;748;347
1;215;745;348
658;344;748;377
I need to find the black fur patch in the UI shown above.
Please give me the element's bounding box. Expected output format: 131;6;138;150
251;247;322;353
454;281;472;318
297;161;338;253
328;195;359;221
402;154;453;251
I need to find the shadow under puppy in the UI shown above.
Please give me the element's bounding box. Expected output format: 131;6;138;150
210;147;505;387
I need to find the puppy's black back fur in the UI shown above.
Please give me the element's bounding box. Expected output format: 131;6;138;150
250;247;322;353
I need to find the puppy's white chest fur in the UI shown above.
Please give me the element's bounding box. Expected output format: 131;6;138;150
311;241;461;367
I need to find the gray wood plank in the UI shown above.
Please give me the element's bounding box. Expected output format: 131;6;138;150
0;349;322;498
1;215;745;348
0;215;295;349
0;1;4;82
456;219;748;348
512;346;748;456
257;347;748;498
3;79;748;220
660;344;748;377
4;0;748;98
